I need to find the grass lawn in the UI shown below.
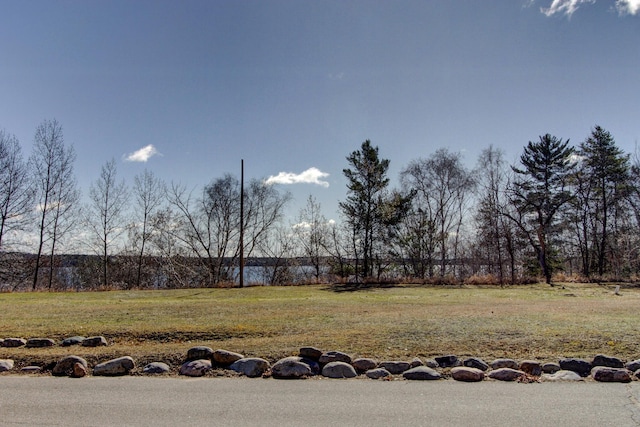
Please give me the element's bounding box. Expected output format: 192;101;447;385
1;282;639;369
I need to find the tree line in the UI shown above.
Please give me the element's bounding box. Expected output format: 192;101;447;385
1;120;638;290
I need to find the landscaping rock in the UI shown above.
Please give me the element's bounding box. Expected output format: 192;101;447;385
179;359;212;377
403;366;441;380
542;362;561;374
410;357;424;368
635;369;640;380
52;356;88;377
490;358;519;370
463;357;489;371
366;368;391;379
93;356;135;376
186;346;214;361
488;368;525;382
424;359;439;369
626;359;640;372
519;360;542;376
271;357;312;379
82;336;108;347
0;359;14;372
319;350;352;366
61;336;85;347
591;366;631;383
541;370;583;382
1;338;26;348
21;366;42;374
25;338;56;348
435;355;459;368
143;362;171;374
229;358;270;378
592;354;624;369
299;347;323;361
71;362;87;378
352;358;378;374
559;358;592;377
378;361;410;375
300;357;321;375
451;367;485;382
212;349;244;366
322;361;358;379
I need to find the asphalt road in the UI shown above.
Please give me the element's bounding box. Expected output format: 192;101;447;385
1;376;640;426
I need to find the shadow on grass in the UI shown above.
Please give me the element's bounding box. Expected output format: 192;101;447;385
324;282;402;293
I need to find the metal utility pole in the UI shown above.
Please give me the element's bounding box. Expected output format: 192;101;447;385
239;159;244;288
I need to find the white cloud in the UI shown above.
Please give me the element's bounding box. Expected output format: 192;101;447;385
124;144;160;162
541;0;595;17
265;167;330;187
616;0;640;14
540;0;640;16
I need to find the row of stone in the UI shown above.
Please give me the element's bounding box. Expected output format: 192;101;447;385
0;336;107;348
3;344;640;383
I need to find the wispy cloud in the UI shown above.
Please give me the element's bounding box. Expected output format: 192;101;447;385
265;167;330;187
539;0;640;16
124;144;160;162
541;0;595;17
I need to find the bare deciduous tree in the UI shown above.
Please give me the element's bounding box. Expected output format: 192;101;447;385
29;119;79;290
131;169;165;288
86;159;129;288
0;130;32;251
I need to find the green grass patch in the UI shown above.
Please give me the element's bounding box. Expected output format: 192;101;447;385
1;283;639;368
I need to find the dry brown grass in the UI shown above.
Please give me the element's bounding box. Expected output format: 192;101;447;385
1;282;639;371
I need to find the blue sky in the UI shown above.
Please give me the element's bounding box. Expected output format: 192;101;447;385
1;0;639;221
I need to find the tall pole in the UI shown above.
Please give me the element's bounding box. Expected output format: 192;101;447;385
239;159;244;288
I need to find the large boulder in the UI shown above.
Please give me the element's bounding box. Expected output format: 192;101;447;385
435;355;459;368
299;347;323;361
25;338;56;348
410;357;424;368
463;357;489;371
542;362;561;374
229;358;270;378
559;358;592;377
519;360;542;376
591;366;632;383
403;366;441;380
179;359;212;377
322;361;358;379
353;358;378;374
451;367;485;382
490;358;519;370
488;368;525;382
61;336;85;347
213;349;244;366
626;359;640;372
52;356;88;377
71;362;87;378
541;370;583;382
93;356;136;376
319;351;352;366
378;361;411;375
82;336;108;347
592;354;624;369
366;368;391;379
143;362;171;374
300;357;321;375
186;346;214;361
271;357;312;379
1;338;26;348
0;359;14;372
